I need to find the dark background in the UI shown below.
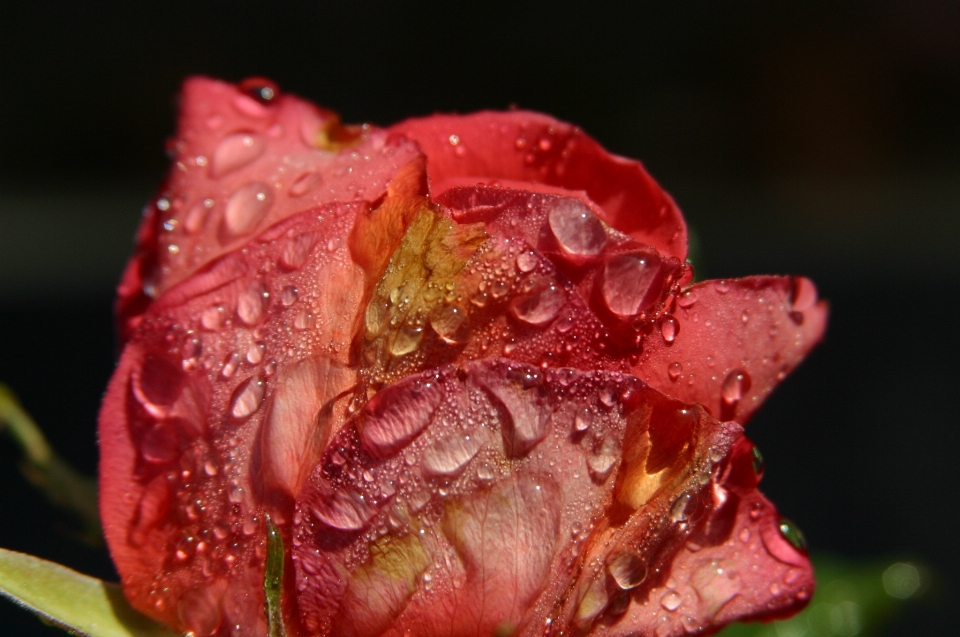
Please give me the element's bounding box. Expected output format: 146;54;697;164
1;1;958;635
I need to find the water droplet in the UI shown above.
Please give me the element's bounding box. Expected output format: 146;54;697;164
516;250;539;272
677;290;698;308
311;489;377;531
221;352;240;379
422;434;482;477
360;374;443;458
667;362;682;381
660;316;679;343
294;308;314;330
280;285;299;306
778;518;807;551
223;182;273;238
602;252;664;317
236;285;266;326
670;491;697;522
141;422;178;463
587;438;618;483
477;463;495;482
716;280;731;294
211;133;265;177
391;323;424;356
548;198;607;257
721;369;751;406
230;377;265;420
130;355;184;418
573;407;593;432
246;341;265;365
200;305;223;331
660;590;682;611
692;559;742;618
739;528;751;543
429;304;467;344
509;284;564;326
280;232;317;270
290;171;322;196
607;551;647;590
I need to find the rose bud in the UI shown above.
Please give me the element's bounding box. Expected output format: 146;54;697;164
98;77;827;637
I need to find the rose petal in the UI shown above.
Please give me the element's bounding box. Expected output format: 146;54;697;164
635;276;828;422
389;110;688;261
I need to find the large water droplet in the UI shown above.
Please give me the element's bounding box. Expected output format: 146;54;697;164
310;489;377;531
211;133;265;177
280;232;317;270
660;315;679;343
607;551;647;590
280;285;299;307
602;252;664;317
130;354;184;418
223;181;273;238
390;323;424;356
479;368;550;457
360;374;444;458
778;518;807;551
429;304;467;344
573;407;593;433
141;422;178;463
509;284;564;326
230;377;265;420
422;433;482;477
236;284;267;326
516;250;539;272
721;369;751;406
660;590;682;611
547;198;606;257
669;490;697;522
691;559;742;618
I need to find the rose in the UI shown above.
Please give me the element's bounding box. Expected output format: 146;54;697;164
99;77;826;637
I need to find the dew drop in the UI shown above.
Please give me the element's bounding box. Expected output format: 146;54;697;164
221;352;240;379
246;342;265;365
660;316;679;343
721;369;751;406
391;324;424;356
223;182;273;238
360;374;443;458
429;304;467;344
422;434;482;477
516;250;539;273
200;305;223;331
236;285;267;326
294;309;314;330
280;285;299;307
739;528;751;543
660;590;683;611
130;355;184;419
607;551;647;590
290;171;322;197
311;490;377;531
676;290;698;308
668;362;682;381
477;463;495;482
280;232;317;270
141;422;178;463
547;198;606;256
509;284;564;326
778;518;807;551
602;252;664;317
573;407;593;433
670;491;697;522
230;377;265;420
211;133;265;177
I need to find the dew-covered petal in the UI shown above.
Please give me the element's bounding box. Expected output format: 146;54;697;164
635;276;828;422
388;110;687;261
116;77;422;341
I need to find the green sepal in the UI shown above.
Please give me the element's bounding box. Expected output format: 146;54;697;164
0;547;179;637
264;518;287;637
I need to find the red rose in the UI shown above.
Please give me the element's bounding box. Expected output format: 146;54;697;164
99;77;826;637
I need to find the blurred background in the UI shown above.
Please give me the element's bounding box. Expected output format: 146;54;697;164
1;1;957;635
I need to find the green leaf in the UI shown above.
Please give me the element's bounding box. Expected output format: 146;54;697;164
0;547;179;637
719;553;927;637
0;383;102;544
